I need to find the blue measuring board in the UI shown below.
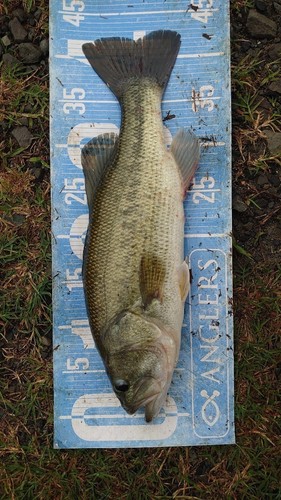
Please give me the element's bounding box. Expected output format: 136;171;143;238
50;0;234;448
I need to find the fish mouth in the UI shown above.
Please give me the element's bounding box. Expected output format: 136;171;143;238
124;392;165;422
144;393;165;422
123;377;166;422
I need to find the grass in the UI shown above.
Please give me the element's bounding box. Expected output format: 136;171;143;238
1;1;281;499
231;0;255;10
231;41;281;201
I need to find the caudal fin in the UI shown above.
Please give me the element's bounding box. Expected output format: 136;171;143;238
82;30;181;100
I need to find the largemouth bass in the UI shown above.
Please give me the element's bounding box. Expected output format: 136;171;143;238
81;30;200;422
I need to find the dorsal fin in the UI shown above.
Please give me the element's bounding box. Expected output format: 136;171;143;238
81;132;119;211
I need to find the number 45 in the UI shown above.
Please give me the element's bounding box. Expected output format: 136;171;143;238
63;0;84;11
192;85;215;112
191;0;214;23
62;0;85;26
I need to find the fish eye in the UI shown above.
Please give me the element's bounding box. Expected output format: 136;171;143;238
114;379;129;392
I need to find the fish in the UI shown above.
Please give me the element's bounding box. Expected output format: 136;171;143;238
81;30;200;422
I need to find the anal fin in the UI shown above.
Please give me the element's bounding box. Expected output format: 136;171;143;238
171;129;200;193
81;132;119;212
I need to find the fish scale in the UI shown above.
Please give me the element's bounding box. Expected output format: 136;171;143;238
85;79;184;338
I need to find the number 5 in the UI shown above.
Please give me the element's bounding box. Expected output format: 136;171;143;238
192;0;213;7
67;357;89;370
62;0;84;11
63;88;85;100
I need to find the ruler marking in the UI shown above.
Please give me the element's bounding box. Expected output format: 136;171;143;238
58;97;222;104
56;52;224;62
58;9;219;17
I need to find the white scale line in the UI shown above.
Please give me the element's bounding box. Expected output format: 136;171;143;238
185;233;226;238
178;52;224;58
55;230;227;239
201;142;225;146
55;142;226;148
62;367;186;375
58;97;221;104
59;99;116;104
59;411;189;420
190;189;221;192
62;281;83;285
63;369;105;374
185;214;222;218
56;52;224;60
58;9;218;17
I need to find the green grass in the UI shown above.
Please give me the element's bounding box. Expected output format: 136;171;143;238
1;1;281;499
1;65;49;125
231;39;281;191
231;0;255;11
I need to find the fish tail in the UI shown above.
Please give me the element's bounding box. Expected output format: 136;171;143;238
82;30;181;100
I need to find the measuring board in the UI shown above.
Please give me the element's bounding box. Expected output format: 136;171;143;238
50;0;234;448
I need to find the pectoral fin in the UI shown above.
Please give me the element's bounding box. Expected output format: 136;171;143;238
81;132;119;212
178;260;190;302
171;129;200;193
140;255;166;308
